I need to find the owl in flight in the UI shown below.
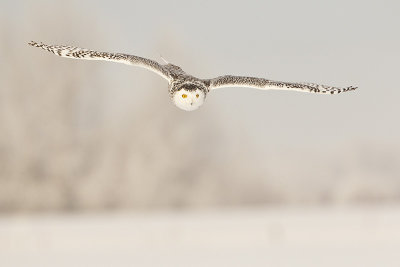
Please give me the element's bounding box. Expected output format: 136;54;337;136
29;41;357;111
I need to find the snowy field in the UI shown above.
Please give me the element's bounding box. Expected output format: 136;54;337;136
1;206;399;267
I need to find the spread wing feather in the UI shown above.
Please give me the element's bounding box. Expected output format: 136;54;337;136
208;75;357;94
28;41;171;82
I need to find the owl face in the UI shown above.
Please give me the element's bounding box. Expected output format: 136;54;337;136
172;88;205;111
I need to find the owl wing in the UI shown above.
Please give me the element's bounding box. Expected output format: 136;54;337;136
208;75;357;94
28;41;172;82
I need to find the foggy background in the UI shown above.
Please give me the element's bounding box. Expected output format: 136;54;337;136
1;0;399;211
1;0;399;266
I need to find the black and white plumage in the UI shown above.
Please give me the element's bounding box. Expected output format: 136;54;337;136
29;41;357;111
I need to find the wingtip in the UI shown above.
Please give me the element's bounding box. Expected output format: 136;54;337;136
347;86;358;91
28;41;43;47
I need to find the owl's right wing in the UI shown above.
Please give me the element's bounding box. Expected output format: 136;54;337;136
29;41;172;82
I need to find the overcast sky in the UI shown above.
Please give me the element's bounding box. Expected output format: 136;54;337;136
1;0;399;203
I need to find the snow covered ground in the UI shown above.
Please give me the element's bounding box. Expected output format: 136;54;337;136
1;206;399;267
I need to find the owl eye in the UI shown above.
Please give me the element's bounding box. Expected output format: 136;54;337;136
182;94;187;98
196;94;199;98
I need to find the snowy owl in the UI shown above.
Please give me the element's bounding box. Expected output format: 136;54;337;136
29;41;357;111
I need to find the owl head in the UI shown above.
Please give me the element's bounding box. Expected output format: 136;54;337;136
172;83;207;111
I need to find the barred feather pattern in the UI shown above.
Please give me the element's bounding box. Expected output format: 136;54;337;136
28;41;171;81
209;75;357;94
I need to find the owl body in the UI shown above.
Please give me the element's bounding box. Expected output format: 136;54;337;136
29;41;357;111
164;64;209;111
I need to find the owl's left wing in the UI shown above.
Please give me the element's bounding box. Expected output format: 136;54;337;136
28;41;172;82
208;75;357;94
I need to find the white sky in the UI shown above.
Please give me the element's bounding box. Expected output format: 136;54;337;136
1;0;399;188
